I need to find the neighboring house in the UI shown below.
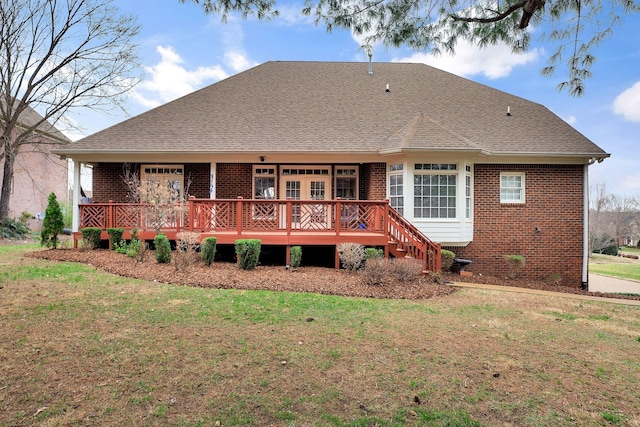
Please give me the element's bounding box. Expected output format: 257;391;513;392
591;210;640;247
1;103;69;228
55;61;609;286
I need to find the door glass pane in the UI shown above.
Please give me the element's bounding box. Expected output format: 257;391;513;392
286;181;301;200
336;177;356;200
310;181;325;200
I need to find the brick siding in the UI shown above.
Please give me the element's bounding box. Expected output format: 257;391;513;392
449;164;585;286
362;162;387;200
216;163;252;199
93;163;212;202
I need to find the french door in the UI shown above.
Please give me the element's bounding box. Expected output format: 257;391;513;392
280;174;331;229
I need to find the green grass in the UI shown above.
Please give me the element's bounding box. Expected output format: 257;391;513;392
620;246;640;255
589;252;640;281
2;245;640;426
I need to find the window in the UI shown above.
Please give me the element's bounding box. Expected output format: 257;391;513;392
500;172;525;203
414;164;457;219
253;167;276;199
389;164;404;215
253;166;277;219
335;167;358;200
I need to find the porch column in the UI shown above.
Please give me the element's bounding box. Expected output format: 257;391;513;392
209;163;216;198
72;159;81;232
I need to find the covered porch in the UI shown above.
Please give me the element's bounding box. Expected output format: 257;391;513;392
76;197;441;271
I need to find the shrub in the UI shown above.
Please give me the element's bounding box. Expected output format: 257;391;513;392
389;257;423;283
154;234;172;264
201;237;217;266
114;240;128;254
107;228;124;250
290;246;302;269
441;249;455;271
81;227;102;249
504;254;526;279
175;231;200;271
338;242;365;272
130;239;148;262
235;239;261;270
599;245;619;256
41;193;65;249
365;247;384;260
0;216;30;239
361;257;388;285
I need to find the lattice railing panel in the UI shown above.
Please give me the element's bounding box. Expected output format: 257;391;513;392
80;205;107;228
115;205;142;228
296;203;333;231
192;201;235;231
243;202;282;231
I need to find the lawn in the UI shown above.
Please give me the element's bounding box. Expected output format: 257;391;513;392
1;245;639;426
590;253;640;281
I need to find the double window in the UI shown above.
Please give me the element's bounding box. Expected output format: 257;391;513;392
414;164;457;219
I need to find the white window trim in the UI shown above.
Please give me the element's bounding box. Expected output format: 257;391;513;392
500;172;526;204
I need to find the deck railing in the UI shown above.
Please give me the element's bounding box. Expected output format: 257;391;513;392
78;197;441;271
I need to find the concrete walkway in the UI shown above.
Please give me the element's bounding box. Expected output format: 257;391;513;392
588;273;640;294
451;278;640;306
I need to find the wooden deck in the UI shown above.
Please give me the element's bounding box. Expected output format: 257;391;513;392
76;197;441;271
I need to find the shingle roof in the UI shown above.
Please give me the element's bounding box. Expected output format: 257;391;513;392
56;61;607;157
1;99;70;144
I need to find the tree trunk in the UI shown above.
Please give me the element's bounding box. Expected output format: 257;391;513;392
0;134;17;220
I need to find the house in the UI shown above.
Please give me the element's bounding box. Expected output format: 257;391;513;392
54;61;609;286
1;103;69;228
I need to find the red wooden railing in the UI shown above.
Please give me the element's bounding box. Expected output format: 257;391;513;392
386;206;441;272
77;198;441;271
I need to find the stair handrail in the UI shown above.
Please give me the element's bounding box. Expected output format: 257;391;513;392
386;206;441;272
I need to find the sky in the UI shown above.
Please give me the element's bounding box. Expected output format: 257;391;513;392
68;0;640;196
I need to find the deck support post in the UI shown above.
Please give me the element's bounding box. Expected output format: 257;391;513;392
236;197;243;236
335;245;341;269
188;196;195;232
285;245;291;266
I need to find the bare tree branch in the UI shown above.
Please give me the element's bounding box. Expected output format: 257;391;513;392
0;0;142;219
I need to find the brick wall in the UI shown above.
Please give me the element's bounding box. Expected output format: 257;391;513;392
185;164;210;198
93;163;131;203
93;163;211;202
362;162;387;200
216;163;252;199
450;164;585;286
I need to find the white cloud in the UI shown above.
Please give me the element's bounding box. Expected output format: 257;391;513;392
613;82;640;122
132;45;228;108
223;51;257;73
566;115;577;125
392;41;541;79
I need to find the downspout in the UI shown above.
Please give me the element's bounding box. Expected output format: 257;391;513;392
581;163;589;290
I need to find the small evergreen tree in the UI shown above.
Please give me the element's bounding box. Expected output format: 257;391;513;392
154;234;172;264
41;193;64;249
